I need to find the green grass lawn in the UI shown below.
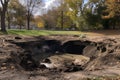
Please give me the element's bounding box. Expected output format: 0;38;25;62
6;29;84;36
1;29;113;36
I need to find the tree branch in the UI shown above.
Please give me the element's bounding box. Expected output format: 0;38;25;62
0;0;4;6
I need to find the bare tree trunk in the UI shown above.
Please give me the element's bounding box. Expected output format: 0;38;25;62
27;11;30;30
61;11;64;30
1;10;7;32
7;11;11;29
0;0;9;32
20;25;22;30
111;18;116;29
7;17;11;29
113;22;116;29
27;16;30;30
8;19;10;29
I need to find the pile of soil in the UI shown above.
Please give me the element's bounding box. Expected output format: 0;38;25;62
0;35;120;80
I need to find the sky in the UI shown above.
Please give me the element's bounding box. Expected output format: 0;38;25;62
42;0;88;10
43;0;56;8
19;0;58;15
42;0;60;9
15;0;88;16
0;0;88;16
35;0;60;15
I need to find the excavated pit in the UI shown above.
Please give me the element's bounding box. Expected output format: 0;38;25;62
8;38;119;72
1;35;120;80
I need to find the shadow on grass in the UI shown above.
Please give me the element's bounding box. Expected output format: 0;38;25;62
0;31;8;35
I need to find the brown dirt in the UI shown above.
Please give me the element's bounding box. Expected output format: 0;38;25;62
1;34;120;80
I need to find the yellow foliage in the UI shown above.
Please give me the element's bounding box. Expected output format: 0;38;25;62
34;16;44;28
103;0;120;19
64;0;83;23
66;10;77;21
37;22;44;28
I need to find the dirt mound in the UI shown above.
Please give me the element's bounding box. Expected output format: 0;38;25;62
83;39;120;71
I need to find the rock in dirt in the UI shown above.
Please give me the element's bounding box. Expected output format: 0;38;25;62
40;54;90;72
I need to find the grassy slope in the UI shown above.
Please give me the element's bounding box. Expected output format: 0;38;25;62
1;29;119;36
7;29;108;36
7;29;83;36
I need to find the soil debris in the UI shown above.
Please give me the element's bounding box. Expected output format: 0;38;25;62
0;35;120;80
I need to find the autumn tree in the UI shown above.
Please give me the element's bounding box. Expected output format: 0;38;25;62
23;0;42;30
82;0;103;29
40;0;120;30
42;8;59;29
64;0;89;30
7;0;25;29
11;0;27;29
102;0;120;29
56;2;73;30
0;0;10;32
34;15;44;28
6;9;11;29
63;0;120;30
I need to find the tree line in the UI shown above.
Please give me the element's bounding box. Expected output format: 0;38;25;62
41;0;120;30
0;0;42;32
0;0;120;32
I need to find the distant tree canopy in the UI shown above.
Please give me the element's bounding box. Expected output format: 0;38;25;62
23;0;42;30
8;0;26;29
34;16;44;28
41;0;120;30
102;0;120;29
0;0;120;32
0;0;42;32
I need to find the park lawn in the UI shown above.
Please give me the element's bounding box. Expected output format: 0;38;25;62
7;29;80;36
1;29;119;36
7;29;86;36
